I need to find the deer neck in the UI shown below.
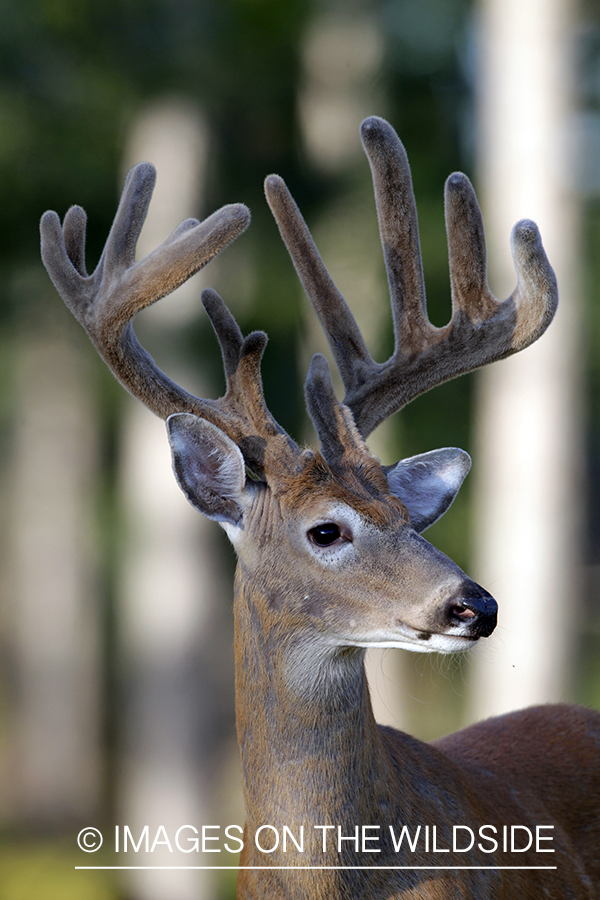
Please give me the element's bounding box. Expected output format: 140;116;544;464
233;569;398;842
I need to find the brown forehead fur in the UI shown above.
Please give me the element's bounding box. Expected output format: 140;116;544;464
276;447;410;527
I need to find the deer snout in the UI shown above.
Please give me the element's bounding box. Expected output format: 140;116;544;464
446;583;497;638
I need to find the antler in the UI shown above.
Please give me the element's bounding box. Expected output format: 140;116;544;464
265;116;558;442
41;119;558;477
40;162;300;479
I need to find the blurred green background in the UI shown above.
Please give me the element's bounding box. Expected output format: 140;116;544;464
1;0;600;898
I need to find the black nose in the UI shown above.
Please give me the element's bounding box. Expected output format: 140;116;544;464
446;582;498;638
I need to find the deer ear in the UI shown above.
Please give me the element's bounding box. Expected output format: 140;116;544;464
167;413;247;526
385;448;471;533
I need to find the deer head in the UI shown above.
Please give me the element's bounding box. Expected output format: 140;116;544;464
40;116;557;657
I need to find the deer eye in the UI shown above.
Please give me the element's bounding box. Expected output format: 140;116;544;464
308;523;347;547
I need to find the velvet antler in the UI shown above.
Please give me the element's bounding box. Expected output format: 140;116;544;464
41;118;557;474
40;163;300;479
265;116;557;455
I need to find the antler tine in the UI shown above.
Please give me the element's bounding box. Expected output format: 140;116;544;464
504;217;558;350
201;288;284;435
102;161;157;276
443;171;495;324
305;353;367;466
199;286;301;477
201;286;245;379
40;163;252;421
264;174;373;389
62;204;88;277
359;117;432;352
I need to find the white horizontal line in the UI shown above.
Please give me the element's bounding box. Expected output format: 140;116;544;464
75;865;557;871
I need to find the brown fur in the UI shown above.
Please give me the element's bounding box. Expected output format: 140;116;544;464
277;450;410;528
234;554;600;899
230;460;600;900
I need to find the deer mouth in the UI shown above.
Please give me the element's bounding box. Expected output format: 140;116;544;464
345;621;483;654
392;620;483;653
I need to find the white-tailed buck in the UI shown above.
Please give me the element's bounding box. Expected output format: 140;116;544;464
41;117;600;898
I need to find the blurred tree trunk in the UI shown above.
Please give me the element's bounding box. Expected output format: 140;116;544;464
118;100;237;900
4;285;101;826
470;0;582;717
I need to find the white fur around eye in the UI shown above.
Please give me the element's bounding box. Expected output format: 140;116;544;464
303;505;363;567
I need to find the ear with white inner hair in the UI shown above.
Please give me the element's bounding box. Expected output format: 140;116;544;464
385;448;471;533
167;413;248;526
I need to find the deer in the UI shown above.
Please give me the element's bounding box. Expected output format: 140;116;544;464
40;116;600;899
